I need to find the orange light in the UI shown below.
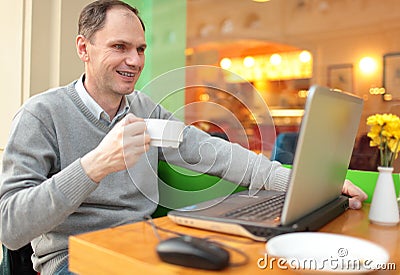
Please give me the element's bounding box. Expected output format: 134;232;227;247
220;58;232;69
359;57;376;74
299;51;311;63
269;54;282;65
243;56;255;68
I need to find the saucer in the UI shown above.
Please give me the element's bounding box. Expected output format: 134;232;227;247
265;232;389;273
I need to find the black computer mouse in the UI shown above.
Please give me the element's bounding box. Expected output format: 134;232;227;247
156;235;230;270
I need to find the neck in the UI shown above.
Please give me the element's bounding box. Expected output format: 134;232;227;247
95;93;123;121
82;78;123;121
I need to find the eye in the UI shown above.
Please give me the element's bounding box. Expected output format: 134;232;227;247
114;44;125;50
137;46;146;55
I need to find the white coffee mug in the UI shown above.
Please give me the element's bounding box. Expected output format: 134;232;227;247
144;119;185;148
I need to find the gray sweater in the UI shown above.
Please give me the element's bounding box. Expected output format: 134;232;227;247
0;81;290;274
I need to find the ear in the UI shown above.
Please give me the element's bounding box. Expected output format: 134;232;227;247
76;35;89;62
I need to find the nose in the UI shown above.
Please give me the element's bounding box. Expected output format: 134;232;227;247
126;49;143;67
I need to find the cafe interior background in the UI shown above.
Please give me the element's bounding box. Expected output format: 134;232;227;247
2;0;400;172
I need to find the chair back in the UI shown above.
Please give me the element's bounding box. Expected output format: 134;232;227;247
271;132;299;164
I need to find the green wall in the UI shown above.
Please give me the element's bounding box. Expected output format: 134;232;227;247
124;0;186;119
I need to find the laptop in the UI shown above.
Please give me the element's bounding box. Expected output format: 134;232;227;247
168;85;364;241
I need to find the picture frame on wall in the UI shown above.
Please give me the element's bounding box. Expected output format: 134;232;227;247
327;64;354;93
383;52;400;101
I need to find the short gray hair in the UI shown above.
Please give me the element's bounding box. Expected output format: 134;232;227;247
78;0;145;42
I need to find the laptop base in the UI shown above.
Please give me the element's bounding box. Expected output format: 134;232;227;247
168;195;349;241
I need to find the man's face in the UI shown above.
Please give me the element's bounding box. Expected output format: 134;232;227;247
84;6;146;96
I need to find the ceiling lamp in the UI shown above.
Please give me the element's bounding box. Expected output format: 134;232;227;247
252;0;271;2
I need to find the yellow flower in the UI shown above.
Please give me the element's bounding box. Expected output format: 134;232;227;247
366;113;400;167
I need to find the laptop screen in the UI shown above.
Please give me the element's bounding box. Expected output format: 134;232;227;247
280;86;363;225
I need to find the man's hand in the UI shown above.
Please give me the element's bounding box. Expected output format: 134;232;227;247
342;179;368;209
81;113;151;183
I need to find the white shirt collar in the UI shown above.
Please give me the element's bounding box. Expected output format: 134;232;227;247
75;74;130;126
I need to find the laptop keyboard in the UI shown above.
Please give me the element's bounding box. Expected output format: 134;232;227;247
223;193;285;221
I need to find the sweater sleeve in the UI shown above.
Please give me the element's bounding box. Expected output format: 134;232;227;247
160;124;291;192
132;93;291;191
0;109;97;250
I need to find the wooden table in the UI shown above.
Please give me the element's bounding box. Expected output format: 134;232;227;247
69;204;399;274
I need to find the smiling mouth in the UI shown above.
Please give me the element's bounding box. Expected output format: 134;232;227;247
117;70;135;77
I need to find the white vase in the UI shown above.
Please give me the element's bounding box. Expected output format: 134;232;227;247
369;166;400;226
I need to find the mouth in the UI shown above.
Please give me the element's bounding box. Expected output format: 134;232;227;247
117;70;135;78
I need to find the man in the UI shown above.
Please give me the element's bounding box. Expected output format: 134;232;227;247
0;1;367;274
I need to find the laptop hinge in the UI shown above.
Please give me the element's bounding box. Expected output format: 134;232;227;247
288;195;349;231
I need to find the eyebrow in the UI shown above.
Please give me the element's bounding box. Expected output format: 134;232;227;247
109;39;147;48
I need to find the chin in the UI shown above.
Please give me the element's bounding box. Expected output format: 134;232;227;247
124;87;136;94
117;83;136;94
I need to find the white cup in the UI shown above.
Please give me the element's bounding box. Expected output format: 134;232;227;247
144;119;185;148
